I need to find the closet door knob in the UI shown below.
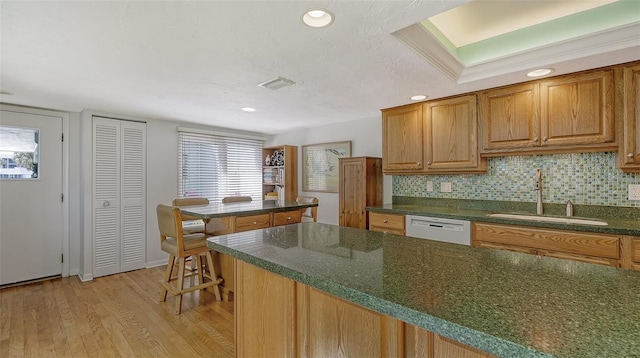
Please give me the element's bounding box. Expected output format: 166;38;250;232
628;153;634;158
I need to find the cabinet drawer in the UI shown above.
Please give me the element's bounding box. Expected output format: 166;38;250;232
473;223;620;259
633;238;640;263
369;212;405;234
272;210;302;226
235;213;271;232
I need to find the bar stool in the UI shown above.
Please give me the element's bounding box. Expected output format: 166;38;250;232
156;204;222;314
172;197;209;234
296;196;318;222
222;196;252;203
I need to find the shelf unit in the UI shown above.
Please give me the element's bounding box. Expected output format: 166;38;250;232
262;145;297;202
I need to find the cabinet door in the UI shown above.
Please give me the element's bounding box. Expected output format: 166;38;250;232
540;70;615;147
424;95;481;171
236;260;296;358
620;63;640;171
382;104;424;172
339;158;366;228
480;83;540;152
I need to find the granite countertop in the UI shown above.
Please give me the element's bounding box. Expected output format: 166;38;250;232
179;200;317;219
207;222;640;358
367;198;640;236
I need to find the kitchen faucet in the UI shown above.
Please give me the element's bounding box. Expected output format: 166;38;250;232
535;169;543;215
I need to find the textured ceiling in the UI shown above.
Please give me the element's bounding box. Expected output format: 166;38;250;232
1;1;639;135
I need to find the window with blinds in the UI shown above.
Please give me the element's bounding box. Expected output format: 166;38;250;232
178;131;263;202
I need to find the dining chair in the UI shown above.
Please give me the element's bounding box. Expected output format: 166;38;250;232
221;196;252;203
172;197;209;234
296;196;319;222
156;204;222;314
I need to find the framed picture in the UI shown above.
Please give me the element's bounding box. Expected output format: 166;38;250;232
302;141;351;193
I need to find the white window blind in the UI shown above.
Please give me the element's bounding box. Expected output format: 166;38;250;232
178;131;263;202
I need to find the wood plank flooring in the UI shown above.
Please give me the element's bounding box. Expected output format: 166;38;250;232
0;266;234;357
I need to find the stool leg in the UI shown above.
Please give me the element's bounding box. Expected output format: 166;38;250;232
161;255;175;302
175;257;186;314
195;254;204;286
204;251;222;301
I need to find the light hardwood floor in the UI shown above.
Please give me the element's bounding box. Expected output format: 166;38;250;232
0;266;234;357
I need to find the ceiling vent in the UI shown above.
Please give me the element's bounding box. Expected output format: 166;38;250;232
257;76;296;90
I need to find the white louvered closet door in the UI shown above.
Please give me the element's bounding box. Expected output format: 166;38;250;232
93;117;146;277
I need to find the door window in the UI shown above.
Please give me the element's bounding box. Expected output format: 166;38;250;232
0;126;40;179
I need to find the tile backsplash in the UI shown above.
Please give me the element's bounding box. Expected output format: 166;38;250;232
393;152;640;208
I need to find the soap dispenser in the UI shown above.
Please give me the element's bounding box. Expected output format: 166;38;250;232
566;199;574;217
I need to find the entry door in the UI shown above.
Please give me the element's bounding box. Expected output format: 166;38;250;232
0;110;63;285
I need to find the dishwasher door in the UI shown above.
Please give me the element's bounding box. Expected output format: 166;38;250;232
405;215;471;246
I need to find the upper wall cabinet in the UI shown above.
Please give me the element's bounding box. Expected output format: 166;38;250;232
480;83;540;151
382;96;486;174
424;95;486;172
480;69;616;156
619;62;640;172
382;104;424;172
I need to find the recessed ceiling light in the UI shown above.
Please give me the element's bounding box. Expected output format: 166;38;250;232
410;95;427;101
241;107;256;112
527;68;554;77
302;9;334;28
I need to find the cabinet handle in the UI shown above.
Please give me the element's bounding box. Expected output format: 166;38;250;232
628;153;634;158
383;219;388;223
286;216;291;220
252;221;257;225
426;161;432;165
416;162;421;165
542;136;548;142
383;230;388;234
103;201;110;207
533;137;538;142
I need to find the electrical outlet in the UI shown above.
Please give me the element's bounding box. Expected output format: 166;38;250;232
440;182;452;193
426;181;433;192
629;184;640;201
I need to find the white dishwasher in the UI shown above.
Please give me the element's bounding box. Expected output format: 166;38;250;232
405;215;471;246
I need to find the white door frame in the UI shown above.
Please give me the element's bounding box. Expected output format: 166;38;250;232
0;103;70;278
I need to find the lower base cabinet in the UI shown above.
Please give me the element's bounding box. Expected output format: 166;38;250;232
234;259;496;358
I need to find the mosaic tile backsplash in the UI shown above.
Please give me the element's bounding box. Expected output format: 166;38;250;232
393;152;640;208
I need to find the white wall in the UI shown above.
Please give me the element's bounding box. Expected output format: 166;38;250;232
266;116;392;225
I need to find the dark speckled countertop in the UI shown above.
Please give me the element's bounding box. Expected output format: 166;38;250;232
207;223;640;358
367;197;640;236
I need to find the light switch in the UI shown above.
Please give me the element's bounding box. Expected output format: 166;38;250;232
441;182;452;193
426;181;433;192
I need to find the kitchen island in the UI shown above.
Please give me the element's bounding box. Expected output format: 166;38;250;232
180;200;318;299
207;222;640;358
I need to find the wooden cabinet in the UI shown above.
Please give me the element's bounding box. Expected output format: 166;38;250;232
382;97;486;174
262;145;297;201
480;69;616;155
473;222;622;267
272;209;302;226
619;62;640;172
540;69;615;148
424;94;486;172
235;213;271;233
382;104;424;171
621;236;640;270
480;82;540;152
339;157;382;229
235;260;296;358
368;211;405;235
235;259;495;358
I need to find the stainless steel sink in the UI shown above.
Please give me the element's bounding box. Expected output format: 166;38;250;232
487;213;608;226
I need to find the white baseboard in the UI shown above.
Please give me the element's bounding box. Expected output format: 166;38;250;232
78;272;93;282
146;259;166;268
